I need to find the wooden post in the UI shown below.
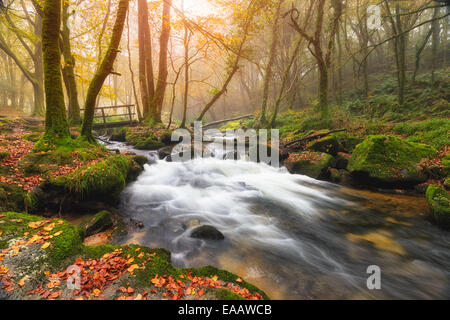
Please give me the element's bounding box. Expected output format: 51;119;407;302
127;105;132;121
101;108;106;124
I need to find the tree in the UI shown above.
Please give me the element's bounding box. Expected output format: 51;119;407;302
151;0;173;123
61;1;81;124
290;0;343;119
42;0;70;138
258;0;283;127
81;0;129;140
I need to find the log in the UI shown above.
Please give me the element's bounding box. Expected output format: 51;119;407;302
202;114;254;129
282;129;347;148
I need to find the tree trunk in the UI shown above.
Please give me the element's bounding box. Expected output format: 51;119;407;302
180;11;189;129
42;0;70;138
62;2;81;124
138;0;151;117
431;5;440;84
318;62;329;118
259;0;283;127
126;12;142;121
152;0;172;123
81;0;129;140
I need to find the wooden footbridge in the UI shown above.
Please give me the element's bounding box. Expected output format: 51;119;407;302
81;105;139;129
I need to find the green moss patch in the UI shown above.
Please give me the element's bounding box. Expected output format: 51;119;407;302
285;151;333;179
426;185;450;227
348;135;436;186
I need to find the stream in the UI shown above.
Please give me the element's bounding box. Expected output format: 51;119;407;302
103;139;450;300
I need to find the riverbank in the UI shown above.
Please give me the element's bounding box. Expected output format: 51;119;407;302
0;118;268;300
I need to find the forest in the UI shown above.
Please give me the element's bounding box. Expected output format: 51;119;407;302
0;0;449;301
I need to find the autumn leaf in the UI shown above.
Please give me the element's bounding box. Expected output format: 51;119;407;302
236;278;243;283
41;242;51;249
18;278;26;287
127;264;140;274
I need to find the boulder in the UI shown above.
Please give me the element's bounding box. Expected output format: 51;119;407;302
307;136;342;156
348;135;436;187
158;145;174;160
0;151;9;160
285;151;334;179
333;152;351;170
426;185;450;227
81;210;114;237
190;225;225;240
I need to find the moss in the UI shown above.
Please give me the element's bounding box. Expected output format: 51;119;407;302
213;288;246;300
54;155;132;201
0;151;9;160
21;148;73;175
442;155;450;176
0;212;268;300
80;210;113;237
426;185;450;227
308;135;342;156
133;155;149;167
23;133;43;143
0;183;26;212
160;131;173;145
186;265;269;300
393;119;450;149
348;135;436;185
285;152;333;179
135;138;165;150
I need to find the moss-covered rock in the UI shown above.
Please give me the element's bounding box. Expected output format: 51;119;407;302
135;138;164;150
333;152;351;170
308;136;342;156
80;210;114;238
55;155;133;201
0;183;25;212
442;154;450;176
285;151;334;179
348;135;436;186
444;177;450;190
426;185;450;227
160;131;173;146
132;155;149;167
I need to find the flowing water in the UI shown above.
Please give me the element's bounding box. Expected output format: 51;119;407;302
104;139;450;300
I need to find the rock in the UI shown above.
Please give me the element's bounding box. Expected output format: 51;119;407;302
442;155;450;176
135;138;165;150
348;135;437;187
133;155;149;167
333;152;350;170
285;151;334;179
0;182;25;212
337;135;363;153
81;210;114;237
158;145;174;160
308;136;342;156
338;170;353;186
444;177;450;190
426;165;445;180
426;185;450;227
110;128;127;142
414;182;429;194
160;131;173;145
190;225;225;240
329;168;341;183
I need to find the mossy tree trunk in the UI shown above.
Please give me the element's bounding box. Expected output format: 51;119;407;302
151;0;172;123
62;2;81;125
42;0;70;138
81;0;129;141
137;0;155;119
289;0;342;120
259;0;283;128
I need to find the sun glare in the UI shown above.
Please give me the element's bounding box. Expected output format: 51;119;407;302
181;0;217;17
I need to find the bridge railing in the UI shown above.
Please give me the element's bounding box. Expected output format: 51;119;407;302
80;105;138;128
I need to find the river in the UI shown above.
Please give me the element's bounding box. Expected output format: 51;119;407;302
104;139;450;300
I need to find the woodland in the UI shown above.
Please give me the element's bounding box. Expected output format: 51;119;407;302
0;0;449;301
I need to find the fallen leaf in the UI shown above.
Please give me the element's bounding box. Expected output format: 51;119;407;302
41;242;51;249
